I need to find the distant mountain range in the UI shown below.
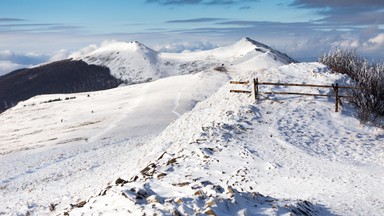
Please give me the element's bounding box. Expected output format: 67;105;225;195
0;37;296;113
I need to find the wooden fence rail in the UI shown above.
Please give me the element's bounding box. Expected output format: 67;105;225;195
230;78;359;112
230;81;250;85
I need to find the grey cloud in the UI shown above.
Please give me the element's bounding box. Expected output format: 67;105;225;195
146;0;258;5
291;0;384;9
0;23;84;33
290;0;384;25
205;0;236;5
0;23;58;28
0;18;26;22
47;26;83;31
146;0;202;5
167;18;225;23
239;6;251;10
317;11;384;25
217;20;355;33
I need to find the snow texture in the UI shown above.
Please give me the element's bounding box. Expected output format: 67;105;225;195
1;38;383;216
70;37;293;84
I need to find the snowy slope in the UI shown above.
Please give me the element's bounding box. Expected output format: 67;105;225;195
71;37;294;84
70;41;160;83
69;63;384;216
0;69;229;215
1;38;383;216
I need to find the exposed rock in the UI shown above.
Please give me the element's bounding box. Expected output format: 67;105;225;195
115;177;128;185
166;158;177;166
146;195;161;204
172;182;190;187
204;208;217;216
140;163;157;176
156;173;167;179
71;200;86;208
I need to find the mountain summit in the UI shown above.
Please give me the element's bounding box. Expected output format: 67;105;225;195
243;37;297;63
0;38;295;113
71;37;296;83
71;41;160;83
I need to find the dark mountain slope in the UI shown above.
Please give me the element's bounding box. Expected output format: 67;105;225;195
0;59;123;113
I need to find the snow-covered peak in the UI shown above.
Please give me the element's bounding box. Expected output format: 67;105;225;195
227;37;297;64
170;37;296;68
223;37;262;55
85;41;157;56
70;38;296;84
72;40;160;83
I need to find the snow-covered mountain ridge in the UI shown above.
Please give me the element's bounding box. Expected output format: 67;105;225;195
71;37;295;84
0;38;295;114
1;38;383;216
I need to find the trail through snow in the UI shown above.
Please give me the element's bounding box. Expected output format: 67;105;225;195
172;88;185;117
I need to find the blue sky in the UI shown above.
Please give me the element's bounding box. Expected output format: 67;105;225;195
0;0;383;74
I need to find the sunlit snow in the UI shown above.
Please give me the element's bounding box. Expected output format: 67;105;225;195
1;38;383;216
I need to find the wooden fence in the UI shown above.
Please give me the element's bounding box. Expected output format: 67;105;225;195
230;78;359;112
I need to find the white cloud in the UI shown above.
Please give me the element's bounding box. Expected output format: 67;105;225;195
362;33;384;53
277;32;384;61
0;40;131;76
0;60;30;76
0;50;50;65
333;39;360;50
0;50;51;76
68;44;98;59
155;41;218;53
68;40;123;59
49;49;71;62
100;40;119;47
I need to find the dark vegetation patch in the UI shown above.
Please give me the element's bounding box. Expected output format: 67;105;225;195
0;59;123;113
319;48;384;123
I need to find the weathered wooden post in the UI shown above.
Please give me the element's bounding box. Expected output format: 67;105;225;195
334;83;339;112
253;78;258;101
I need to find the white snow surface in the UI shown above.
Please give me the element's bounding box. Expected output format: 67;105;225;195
70;37;292;84
0;69;229;215
1;38;384;216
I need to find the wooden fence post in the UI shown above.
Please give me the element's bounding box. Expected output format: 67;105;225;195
334;83;339;112
253;78;258;101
